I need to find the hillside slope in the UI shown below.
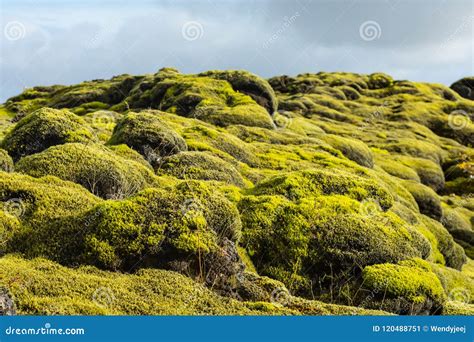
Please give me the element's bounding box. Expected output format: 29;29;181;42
0;69;473;315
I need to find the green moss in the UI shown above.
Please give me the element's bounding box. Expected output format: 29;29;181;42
395;155;445;191
0;254;254;315
367;73;394;89
2;69;474;315
1;108;94;161
125;71;275;129
199;70;278;114
431;262;474;305
108;111;187;162
0;212;20;254
15;143;156;199
108;144;153;168
443;301;474;315
240;194;430;295
362;258;446;314
0;171;101;263
380;139;444;165
322;134;374;168
401;180;442;220
156;151;245;187
249;169;393;209
0;149;13;172
418;215;466;270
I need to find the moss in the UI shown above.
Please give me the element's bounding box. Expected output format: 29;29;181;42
108;111;187;162
0;212;20;254
0;254;254;315
240;194;430;296
395;155;445;191
0;171;101;263
108;144;153;168
380;139;444;165
431;262;474;305
200;70;278;114
450;77;474;100
443;301;474;315
401;180;442;220
0;149;13;172
126;71;275;129
419;215;467;270
156;151;245;187
367;73;393;90
1;108;94;161
2;69;474;315
361;258;446;314
322;134;374;168
15;143;156;199
249;169;393;209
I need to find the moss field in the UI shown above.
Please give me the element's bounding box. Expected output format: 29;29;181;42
0;69;473;315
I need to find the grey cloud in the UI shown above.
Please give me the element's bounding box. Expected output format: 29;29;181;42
0;0;472;102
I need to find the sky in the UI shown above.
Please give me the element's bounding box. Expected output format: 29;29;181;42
0;0;473;102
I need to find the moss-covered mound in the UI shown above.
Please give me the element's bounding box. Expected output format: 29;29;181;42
199;70;278;114
1;108;94;161
0;171;101;261
451;77;474;100
0;255;387;315
2;69;473;316
239;194;431;295
15;143;156;199
124;69;275;128
361;258;446;314
108;111;187;162
157;151;245;186
0;149;13;172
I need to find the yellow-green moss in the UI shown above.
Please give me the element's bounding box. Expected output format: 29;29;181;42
15;143;156;199
362;258;446;314
1;108;94;161
156;151;245;187
108;111;187;161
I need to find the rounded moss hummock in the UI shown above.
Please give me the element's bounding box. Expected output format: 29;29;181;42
450;77;474;100
108;112;187;162
239;194;431;295
15;143;156;199
322;134;374;168
1;108;94;161
0;149;13;172
199;70;278;114
156;151;245;187
361;258;446;314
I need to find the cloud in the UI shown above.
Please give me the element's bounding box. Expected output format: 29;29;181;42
0;0;472;101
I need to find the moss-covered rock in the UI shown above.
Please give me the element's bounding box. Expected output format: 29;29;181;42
2;69;474;316
361;258;446;314
15;143;156;199
0;149;13;172
1;108;94;161
126;71;275;129
0;255;388;315
249;169;393;209
199;70;278;114
401;180;442;220
240;194;431;295
451;77;474;100
367;73;394;89
108;111;187;162
79;182;242;277
0;211;20;254
157;151;245;187
322;134;374;168
0;171;101;262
